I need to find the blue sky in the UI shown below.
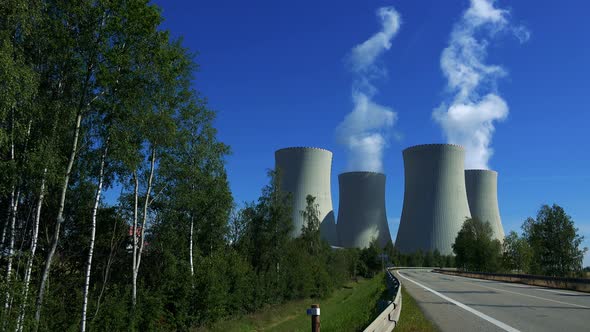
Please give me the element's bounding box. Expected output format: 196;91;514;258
152;0;590;265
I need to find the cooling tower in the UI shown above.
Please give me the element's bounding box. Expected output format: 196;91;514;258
465;169;505;241
337;172;392;249
395;144;472;255
275;147;337;244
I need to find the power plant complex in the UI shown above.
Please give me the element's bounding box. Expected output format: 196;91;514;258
274;144;505;254
337;172;392;248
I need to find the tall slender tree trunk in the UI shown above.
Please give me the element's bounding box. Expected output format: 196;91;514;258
81;141;108;332
132;148;156;308
93;214;119;320
189;215;194;279
136;149;155;270
0;213;6;249
16;112;59;331
0;187;11;248
4;188;21;312
15;168;47;332
34;110;83;330
0;109;16;250
131;171;139;307
4;111;21;316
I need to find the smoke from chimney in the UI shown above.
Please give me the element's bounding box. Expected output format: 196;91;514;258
336;7;401;172
433;0;529;169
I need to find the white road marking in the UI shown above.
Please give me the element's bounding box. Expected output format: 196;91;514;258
440;273;590;308
506;284;532;288
397;271;521;332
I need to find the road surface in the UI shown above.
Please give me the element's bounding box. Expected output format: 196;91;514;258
395;269;590;332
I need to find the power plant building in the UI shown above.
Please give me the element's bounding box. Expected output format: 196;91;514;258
465;169;505;241
275;147;337;245
395;144;472;255
337;172;392;249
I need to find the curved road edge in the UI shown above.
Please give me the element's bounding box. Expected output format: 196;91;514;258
363;269;402;332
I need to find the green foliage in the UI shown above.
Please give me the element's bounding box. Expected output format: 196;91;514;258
452;218;502;272
385;244;454;268
360;240;383;277
502;230;533;273
0;0;239;329
207;273;388;332
300;194;322;255
423;250;434;267
446;205;586;277
522;204;587;277
432;249;442;267
408;249;425;267
234;170;292;306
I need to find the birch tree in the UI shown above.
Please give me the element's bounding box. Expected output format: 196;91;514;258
131;149;156;308
33;2;111;328
0;0;242;329
80;141;108;332
0;1;39;324
15;169;45;332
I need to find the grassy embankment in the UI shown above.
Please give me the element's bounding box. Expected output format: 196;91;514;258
198;274;386;332
395;286;437;332
197;271;437;332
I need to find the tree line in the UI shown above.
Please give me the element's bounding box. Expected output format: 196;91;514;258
0;1;391;331
383;244;456;269
452;204;587;277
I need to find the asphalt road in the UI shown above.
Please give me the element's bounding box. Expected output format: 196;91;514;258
395;269;590;332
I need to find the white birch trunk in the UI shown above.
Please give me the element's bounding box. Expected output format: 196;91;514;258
35;111;83;329
0;214;6;249
81;142;108;332
132;148;155;307
137;149;155;269
189;216;194;278
93;216;119;320
4;117;20;314
4;119;33;314
0;187;10;247
131;170;139;307
4;188;21;312
0;113;16;250
15;168;47;332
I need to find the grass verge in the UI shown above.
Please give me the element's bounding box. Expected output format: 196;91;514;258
197;273;386;332
395;286;438;332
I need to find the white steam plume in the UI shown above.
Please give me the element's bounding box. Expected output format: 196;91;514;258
433;0;529;169
337;7;401;172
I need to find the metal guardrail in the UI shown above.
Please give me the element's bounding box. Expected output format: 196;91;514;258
363;269;402;332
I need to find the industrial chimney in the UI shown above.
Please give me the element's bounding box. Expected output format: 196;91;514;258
395;144;472;255
465;169;505;241
275;147;337;244
337;172;392;249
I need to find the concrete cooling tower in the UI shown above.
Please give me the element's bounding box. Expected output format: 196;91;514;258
275;147;337;244
395;144;472;255
337;172;392;249
465;169;505;241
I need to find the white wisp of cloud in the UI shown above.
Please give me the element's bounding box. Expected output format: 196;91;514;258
433;0;529;169
337;7;401;172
